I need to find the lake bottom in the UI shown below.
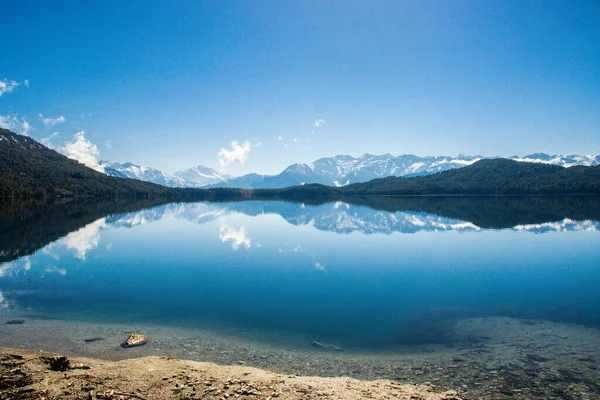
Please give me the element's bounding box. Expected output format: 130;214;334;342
1;312;599;400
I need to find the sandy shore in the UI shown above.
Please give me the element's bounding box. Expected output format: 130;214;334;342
0;347;464;400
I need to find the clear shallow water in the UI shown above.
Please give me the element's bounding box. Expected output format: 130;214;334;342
1;198;600;352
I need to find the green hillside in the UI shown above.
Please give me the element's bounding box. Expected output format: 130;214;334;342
337;158;600;195
0;129;181;198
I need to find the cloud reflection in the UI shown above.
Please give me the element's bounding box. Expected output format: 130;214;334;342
0;256;31;277
219;224;252;250
63;218;107;260
0;290;8;309
44;266;67;276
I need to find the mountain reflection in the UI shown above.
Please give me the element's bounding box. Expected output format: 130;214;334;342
106;198;600;235
1;197;600;351
1;196;600;264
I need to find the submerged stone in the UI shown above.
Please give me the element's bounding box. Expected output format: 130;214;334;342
311;340;345;351
5;319;25;325
84;337;105;343
121;333;148;348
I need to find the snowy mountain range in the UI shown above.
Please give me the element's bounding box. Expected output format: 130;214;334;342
509;153;600;168
100;161;229;188
102;153;600;189
173;165;231;187
213;153;484;188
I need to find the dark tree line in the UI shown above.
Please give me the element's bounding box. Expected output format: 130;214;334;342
337;159;600;195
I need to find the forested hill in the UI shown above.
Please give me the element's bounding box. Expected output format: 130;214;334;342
335;158;600;195
0;129;179;198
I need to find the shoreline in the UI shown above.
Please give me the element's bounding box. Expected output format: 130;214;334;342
1;315;600;399
0;314;462;379
0;347;464;400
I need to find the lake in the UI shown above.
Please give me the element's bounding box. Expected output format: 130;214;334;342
1;196;600;399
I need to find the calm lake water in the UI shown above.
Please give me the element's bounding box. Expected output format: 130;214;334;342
1;196;600;398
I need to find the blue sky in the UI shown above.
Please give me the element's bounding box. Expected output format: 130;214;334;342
1;0;599;175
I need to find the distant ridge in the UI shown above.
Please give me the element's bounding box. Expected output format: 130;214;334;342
101;161;230;188
216;153;600;189
251;158;600;198
336;158;600;195
1;129;599;198
99;152;599;189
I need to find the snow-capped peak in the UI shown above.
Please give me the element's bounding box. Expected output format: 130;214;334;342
173;165;230;186
509;153;599;168
100;161;192;188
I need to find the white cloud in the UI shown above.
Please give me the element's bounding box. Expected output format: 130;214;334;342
218;140;251;166
278;136;283;141
314;119;325;128
104;140;112;148
219;224;251;250
61;131;105;172
42;246;61;260
21;119;31;136
24;80;29;88
0;78;19;96
0;114;32;136
0;115;15;130
315;262;326;271
39;114;66;126
41;132;60;148
292;138;299;144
